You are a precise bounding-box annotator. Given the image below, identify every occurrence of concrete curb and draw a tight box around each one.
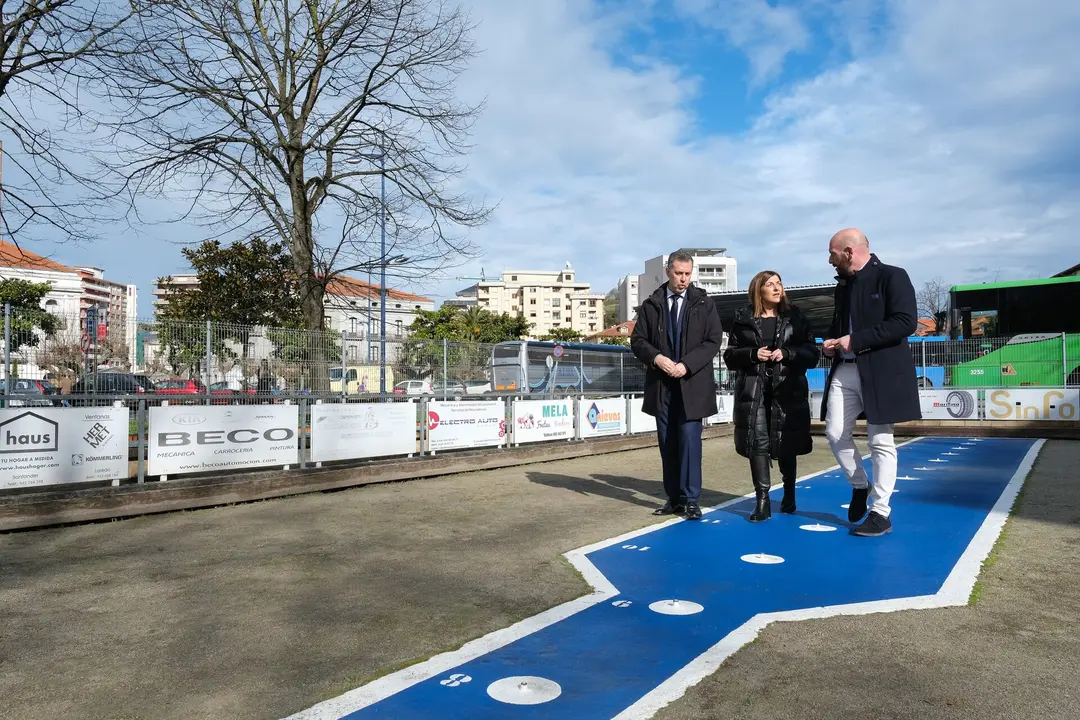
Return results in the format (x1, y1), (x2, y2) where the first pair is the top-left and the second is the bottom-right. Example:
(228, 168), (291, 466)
(0, 426), (734, 532)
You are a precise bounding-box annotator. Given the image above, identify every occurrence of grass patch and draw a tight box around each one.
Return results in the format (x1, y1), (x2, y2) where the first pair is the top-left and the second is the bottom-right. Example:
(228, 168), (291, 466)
(968, 461), (1036, 606)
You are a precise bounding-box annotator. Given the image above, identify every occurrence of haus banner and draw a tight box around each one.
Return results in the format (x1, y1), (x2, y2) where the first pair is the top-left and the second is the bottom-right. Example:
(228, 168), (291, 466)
(427, 400), (507, 451)
(628, 396), (656, 434)
(0, 406), (128, 489)
(512, 399), (574, 444)
(577, 397), (626, 439)
(983, 388), (1079, 422)
(148, 404), (299, 475)
(919, 389), (979, 420)
(310, 401), (417, 463)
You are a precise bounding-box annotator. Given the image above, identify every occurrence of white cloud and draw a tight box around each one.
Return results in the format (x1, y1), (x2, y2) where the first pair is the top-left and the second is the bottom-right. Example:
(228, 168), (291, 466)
(436, 0), (1079, 306)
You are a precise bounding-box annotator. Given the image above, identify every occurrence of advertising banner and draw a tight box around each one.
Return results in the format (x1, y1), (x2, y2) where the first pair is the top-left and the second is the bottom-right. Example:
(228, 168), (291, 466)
(706, 394), (735, 425)
(427, 400), (506, 451)
(628, 396), (656, 434)
(310, 401), (417, 463)
(984, 388), (1079, 422)
(919, 389), (978, 420)
(577, 397), (625, 439)
(149, 404), (299, 475)
(0, 406), (128, 489)
(511, 399), (574, 444)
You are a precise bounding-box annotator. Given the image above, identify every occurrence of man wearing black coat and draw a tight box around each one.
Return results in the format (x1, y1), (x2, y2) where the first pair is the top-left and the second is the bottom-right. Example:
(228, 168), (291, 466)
(631, 251), (724, 521)
(822, 229), (921, 537)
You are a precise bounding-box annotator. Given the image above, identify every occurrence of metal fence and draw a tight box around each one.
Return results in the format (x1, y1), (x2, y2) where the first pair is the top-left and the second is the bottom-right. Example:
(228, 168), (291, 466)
(1, 306), (1077, 408)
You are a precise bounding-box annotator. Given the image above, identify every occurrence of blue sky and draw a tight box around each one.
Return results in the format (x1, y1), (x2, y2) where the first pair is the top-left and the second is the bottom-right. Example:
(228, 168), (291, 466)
(6, 0), (1079, 318)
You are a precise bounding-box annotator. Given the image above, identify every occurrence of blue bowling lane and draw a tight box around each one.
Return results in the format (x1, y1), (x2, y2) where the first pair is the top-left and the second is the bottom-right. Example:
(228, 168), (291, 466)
(292, 437), (1041, 720)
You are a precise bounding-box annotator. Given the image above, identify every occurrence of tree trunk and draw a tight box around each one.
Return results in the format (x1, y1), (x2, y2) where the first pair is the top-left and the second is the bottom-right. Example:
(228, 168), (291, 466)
(288, 175), (330, 393)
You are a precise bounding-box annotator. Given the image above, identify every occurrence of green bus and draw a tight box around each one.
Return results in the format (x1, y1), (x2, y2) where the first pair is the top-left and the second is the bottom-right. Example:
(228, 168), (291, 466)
(948, 275), (1080, 387)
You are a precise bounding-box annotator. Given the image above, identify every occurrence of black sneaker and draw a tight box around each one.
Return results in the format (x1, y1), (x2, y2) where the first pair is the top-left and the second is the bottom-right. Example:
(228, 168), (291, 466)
(848, 487), (869, 522)
(684, 503), (702, 521)
(853, 511), (892, 537)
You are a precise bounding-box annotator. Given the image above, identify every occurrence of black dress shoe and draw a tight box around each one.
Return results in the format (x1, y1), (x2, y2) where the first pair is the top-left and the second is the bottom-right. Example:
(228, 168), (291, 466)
(653, 501), (681, 516)
(848, 487), (869, 522)
(684, 503), (702, 521)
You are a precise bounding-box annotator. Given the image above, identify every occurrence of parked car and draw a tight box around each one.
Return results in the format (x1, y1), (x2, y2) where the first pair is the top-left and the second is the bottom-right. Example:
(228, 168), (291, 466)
(208, 381), (257, 404)
(70, 372), (154, 408)
(431, 380), (466, 398)
(0, 378), (63, 407)
(463, 380), (492, 395)
(393, 379), (434, 396)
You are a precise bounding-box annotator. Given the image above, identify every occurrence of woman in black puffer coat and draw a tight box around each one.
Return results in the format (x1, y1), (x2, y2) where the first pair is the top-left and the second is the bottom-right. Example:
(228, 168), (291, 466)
(723, 270), (820, 522)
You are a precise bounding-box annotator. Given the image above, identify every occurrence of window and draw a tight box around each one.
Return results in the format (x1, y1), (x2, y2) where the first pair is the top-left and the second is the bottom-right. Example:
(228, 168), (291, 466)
(530, 312), (537, 318)
(396, 320), (403, 336)
(395, 303), (401, 308)
(350, 318), (359, 333)
(530, 299), (536, 305)
(511, 275), (517, 281)
(579, 312), (586, 319)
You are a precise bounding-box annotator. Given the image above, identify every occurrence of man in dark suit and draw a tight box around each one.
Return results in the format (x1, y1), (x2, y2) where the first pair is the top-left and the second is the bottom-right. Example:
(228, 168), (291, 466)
(821, 228), (921, 537)
(631, 251), (724, 521)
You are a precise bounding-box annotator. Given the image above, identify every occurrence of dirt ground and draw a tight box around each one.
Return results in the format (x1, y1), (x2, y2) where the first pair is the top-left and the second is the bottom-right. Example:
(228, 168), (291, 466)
(1, 437), (1077, 720)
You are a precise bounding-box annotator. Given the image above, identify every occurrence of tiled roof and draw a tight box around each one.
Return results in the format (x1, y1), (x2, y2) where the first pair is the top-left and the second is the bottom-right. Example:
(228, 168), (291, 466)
(327, 275), (432, 303)
(0, 239), (75, 273)
(586, 321), (636, 340)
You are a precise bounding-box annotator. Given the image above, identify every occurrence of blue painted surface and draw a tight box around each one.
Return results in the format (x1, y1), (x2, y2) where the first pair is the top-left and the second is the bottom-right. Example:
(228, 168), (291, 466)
(336, 437), (1037, 719)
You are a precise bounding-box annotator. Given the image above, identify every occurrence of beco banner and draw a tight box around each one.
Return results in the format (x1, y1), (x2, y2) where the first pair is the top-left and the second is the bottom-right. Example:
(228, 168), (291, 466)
(149, 404), (299, 475)
(512, 398), (574, 444)
(310, 401), (417, 463)
(984, 388), (1079, 422)
(426, 400), (507, 452)
(576, 397), (625, 439)
(0, 406), (129, 489)
(919, 389), (978, 420)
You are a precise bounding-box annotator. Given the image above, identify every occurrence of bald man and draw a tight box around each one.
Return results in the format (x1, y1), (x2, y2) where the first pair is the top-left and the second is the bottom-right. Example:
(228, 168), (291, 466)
(821, 229), (921, 536)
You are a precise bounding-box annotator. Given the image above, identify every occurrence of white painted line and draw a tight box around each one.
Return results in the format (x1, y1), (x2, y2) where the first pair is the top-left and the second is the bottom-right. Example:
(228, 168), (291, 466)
(281, 438), (925, 720)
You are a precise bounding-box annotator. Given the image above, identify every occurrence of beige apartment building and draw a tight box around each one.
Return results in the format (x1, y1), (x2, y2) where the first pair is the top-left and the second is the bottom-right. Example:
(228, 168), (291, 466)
(460, 263), (606, 338)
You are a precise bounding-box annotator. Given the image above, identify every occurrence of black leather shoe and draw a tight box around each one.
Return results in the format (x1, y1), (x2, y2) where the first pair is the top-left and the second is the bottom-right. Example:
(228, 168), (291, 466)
(749, 492), (771, 522)
(853, 511), (892, 537)
(848, 487), (869, 522)
(653, 501), (681, 516)
(684, 503), (702, 521)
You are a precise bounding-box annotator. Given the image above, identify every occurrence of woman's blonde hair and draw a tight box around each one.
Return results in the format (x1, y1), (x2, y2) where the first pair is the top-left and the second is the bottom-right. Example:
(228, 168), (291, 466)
(748, 270), (790, 318)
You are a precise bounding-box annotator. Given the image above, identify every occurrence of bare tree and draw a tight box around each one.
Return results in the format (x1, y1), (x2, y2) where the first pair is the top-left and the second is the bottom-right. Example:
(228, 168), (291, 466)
(0, 1), (134, 242)
(100, 0), (489, 338)
(916, 276), (950, 335)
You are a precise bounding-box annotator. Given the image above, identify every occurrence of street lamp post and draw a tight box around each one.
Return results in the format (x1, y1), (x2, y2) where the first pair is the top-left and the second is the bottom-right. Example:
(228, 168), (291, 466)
(378, 153), (387, 395)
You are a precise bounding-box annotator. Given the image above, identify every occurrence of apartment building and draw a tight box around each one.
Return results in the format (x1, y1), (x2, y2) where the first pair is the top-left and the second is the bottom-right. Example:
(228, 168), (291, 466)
(454, 263), (606, 337)
(324, 276), (435, 364)
(151, 273), (200, 318)
(0, 240), (138, 367)
(616, 273), (639, 324)
(631, 248), (738, 321)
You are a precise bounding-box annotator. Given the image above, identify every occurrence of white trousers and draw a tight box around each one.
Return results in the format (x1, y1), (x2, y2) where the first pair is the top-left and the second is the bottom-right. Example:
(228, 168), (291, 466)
(825, 362), (897, 518)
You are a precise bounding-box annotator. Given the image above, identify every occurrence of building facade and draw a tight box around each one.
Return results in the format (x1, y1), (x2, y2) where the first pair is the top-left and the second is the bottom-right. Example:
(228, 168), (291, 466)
(616, 273), (639, 324)
(637, 248), (738, 307)
(0, 240), (138, 372)
(324, 275), (435, 364)
(452, 263), (606, 338)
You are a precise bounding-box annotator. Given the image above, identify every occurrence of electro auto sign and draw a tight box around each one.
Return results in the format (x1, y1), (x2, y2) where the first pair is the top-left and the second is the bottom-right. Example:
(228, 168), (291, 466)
(148, 404), (299, 476)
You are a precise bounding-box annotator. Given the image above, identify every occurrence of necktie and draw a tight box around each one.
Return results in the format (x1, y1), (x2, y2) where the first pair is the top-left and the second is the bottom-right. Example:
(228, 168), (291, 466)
(669, 294), (683, 361)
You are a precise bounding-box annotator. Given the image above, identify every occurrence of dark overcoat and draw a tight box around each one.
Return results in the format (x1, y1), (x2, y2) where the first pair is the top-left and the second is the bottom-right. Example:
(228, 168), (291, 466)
(724, 305), (819, 459)
(821, 253), (922, 425)
(631, 283), (723, 421)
